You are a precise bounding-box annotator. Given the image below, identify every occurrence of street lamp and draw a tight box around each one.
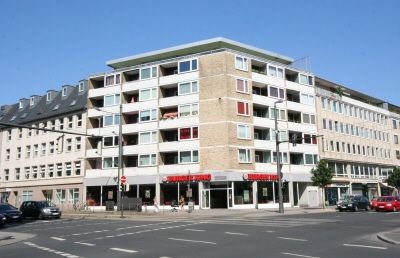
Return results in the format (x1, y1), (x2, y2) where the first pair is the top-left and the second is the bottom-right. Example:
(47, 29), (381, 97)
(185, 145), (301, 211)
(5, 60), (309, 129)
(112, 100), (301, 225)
(274, 99), (284, 214)
(94, 104), (124, 218)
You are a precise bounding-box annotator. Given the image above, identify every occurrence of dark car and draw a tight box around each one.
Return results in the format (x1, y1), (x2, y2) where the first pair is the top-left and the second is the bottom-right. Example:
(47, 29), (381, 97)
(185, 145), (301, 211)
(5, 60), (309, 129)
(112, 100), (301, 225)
(0, 203), (23, 222)
(20, 201), (61, 219)
(337, 195), (370, 212)
(0, 214), (6, 227)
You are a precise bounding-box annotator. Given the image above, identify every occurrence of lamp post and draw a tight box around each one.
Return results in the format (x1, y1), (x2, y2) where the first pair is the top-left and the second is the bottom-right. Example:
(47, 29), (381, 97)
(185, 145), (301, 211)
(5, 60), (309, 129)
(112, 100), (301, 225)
(274, 99), (284, 214)
(94, 104), (124, 218)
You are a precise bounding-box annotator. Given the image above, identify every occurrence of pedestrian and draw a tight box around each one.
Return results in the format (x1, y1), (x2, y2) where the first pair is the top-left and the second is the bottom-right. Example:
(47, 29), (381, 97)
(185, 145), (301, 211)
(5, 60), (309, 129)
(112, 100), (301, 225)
(179, 195), (185, 211)
(153, 196), (159, 213)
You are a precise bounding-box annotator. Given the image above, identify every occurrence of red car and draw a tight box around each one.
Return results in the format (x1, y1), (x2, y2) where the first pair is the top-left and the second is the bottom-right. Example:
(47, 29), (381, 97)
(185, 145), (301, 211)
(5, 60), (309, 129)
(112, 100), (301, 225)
(370, 198), (379, 210)
(375, 196), (400, 212)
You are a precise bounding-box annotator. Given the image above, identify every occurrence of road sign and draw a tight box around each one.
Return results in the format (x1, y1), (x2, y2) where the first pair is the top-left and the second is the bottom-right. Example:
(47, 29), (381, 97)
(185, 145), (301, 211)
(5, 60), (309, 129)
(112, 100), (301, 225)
(121, 175), (127, 184)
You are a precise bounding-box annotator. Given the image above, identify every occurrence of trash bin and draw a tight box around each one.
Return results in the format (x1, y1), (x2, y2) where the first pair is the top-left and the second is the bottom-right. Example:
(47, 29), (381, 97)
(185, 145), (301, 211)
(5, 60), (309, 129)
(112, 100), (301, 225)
(188, 201), (194, 213)
(105, 201), (115, 211)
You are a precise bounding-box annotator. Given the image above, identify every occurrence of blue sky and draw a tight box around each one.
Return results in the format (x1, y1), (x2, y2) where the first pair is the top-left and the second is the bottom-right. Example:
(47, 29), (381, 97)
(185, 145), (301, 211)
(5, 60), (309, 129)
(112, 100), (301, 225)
(0, 0), (399, 106)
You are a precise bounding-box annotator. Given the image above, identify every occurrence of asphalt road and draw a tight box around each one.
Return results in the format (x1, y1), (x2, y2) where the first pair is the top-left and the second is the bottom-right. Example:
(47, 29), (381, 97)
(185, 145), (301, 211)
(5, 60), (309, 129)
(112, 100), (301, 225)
(0, 210), (399, 258)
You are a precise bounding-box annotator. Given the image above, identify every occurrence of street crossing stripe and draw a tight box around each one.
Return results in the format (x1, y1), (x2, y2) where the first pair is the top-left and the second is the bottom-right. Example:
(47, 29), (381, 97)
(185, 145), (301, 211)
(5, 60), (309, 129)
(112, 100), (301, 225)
(343, 244), (387, 250)
(225, 232), (248, 235)
(110, 247), (138, 253)
(168, 238), (217, 245)
(185, 229), (206, 232)
(282, 252), (320, 258)
(74, 242), (96, 246)
(278, 237), (308, 242)
(50, 237), (66, 241)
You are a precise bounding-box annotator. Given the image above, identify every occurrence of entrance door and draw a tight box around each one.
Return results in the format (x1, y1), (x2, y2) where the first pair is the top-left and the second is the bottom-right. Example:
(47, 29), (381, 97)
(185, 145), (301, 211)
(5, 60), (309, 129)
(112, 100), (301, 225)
(210, 189), (228, 208)
(201, 190), (210, 209)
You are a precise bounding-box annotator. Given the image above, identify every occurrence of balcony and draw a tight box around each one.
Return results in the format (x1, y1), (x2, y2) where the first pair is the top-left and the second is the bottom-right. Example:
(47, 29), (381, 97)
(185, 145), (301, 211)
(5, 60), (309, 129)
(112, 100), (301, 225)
(159, 71), (199, 86)
(88, 86), (121, 99)
(159, 116), (199, 130)
(159, 140), (199, 153)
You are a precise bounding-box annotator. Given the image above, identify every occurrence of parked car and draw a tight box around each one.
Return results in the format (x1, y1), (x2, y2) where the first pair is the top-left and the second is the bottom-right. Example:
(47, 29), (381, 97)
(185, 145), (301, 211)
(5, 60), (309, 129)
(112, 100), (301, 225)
(20, 201), (61, 219)
(337, 195), (370, 212)
(0, 214), (6, 227)
(375, 196), (400, 212)
(0, 203), (23, 222)
(370, 198), (379, 210)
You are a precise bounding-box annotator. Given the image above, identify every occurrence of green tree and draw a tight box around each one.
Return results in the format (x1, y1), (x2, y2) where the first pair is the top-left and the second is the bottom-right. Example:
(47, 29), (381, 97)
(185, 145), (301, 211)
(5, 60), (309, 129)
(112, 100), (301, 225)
(387, 167), (400, 193)
(310, 159), (334, 208)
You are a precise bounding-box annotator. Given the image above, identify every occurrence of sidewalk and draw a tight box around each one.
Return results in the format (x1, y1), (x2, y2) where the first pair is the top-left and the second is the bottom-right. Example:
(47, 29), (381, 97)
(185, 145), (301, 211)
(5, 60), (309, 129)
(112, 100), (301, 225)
(377, 228), (400, 245)
(62, 207), (337, 221)
(0, 232), (35, 247)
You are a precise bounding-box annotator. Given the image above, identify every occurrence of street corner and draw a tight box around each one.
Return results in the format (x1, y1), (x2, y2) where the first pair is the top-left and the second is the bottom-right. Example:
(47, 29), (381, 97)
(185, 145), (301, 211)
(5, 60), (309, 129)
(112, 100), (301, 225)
(377, 229), (400, 245)
(0, 232), (36, 247)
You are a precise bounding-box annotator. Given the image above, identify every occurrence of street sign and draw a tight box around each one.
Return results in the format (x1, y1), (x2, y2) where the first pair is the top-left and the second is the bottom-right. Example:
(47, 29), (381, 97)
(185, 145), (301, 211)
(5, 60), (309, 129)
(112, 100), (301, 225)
(121, 175), (127, 184)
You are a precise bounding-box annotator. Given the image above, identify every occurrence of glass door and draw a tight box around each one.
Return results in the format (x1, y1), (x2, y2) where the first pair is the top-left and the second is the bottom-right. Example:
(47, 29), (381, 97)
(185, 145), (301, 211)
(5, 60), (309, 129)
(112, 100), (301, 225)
(201, 189), (210, 209)
(228, 188), (233, 208)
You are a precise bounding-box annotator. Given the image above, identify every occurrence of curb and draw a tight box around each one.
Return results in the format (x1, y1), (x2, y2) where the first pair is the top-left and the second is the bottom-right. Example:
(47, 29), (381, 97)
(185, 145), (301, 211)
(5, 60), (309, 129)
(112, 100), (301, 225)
(377, 233), (400, 245)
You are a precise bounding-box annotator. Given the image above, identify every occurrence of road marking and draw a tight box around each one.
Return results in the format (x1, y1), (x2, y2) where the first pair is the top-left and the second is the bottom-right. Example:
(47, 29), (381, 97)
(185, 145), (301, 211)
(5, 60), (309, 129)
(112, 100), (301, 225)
(343, 244), (387, 250)
(185, 229), (205, 232)
(282, 252), (319, 258)
(74, 242), (96, 246)
(278, 237), (308, 242)
(50, 237), (66, 241)
(110, 247), (137, 253)
(24, 242), (83, 258)
(266, 230), (275, 233)
(225, 232), (248, 236)
(168, 238), (217, 245)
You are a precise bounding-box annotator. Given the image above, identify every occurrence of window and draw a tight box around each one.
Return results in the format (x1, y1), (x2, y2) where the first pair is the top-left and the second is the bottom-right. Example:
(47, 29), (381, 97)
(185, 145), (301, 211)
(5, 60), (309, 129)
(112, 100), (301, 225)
(237, 101), (250, 116)
(32, 166), (38, 179)
(7, 130), (11, 141)
(269, 86), (284, 99)
(4, 169), (9, 181)
(56, 163), (63, 177)
(77, 114), (82, 127)
(66, 139), (72, 152)
(272, 152), (289, 164)
(139, 88), (157, 101)
(303, 134), (317, 144)
(237, 125), (251, 139)
(140, 66), (157, 80)
(177, 81), (198, 96)
(4, 149), (10, 161)
(24, 167), (30, 179)
(68, 188), (80, 204)
(103, 136), (119, 148)
(302, 113), (316, 124)
(103, 157), (119, 169)
(139, 154), (157, 167)
(304, 154), (318, 165)
(105, 73), (121, 86)
(179, 59), (198, 73)
(271, 130), (288, 141)
(48, 164), (54, 178)
(18, 128), (23, 139)
(33, 144), (38, 157)
(40, 165), (46, 178)
(300, 94), (314, 105)
(236, 79), (249, 93)
(238, 149), (251, 163)
(74, 161), (81, 176)
(41, 143), (46, 156)
(140, 109), (157, 122)
(19, 101), (24, 109)
(65, 162), (72, 176)
(139, 131), (157, 144)
(179, 104), (198, 117)
(179, 127), (198, 140)
(270, 108), (286, 120)
(62, 87), (67, 96)
(49, 141), (55, 154)
(26, 145), (31, 158)
(55, 189), (66, 204)
(79, 82), (85, 92)
(22, 191), (33, 202)
(103, 114), (120, 126)
(59, 118), (64, 130)
(75, 137), (81, 151)
(104, 94), (120, 106)
(394, 135), (399, 144)
(299, 74), (313, 85)
(268, 65), (284, 78)
(321, 97), (326, 109)
(15, 168), (20, 180)
(235, 56), (248, 71)
(179, 150), (199, 163)
(30, 97), (35, 106)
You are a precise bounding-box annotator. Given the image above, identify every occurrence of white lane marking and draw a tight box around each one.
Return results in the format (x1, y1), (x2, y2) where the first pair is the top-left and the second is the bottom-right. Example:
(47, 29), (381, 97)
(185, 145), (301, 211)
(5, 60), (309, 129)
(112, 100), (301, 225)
(266, 230), (275, 233)
(168, 238), (217, 245)
(225, 232), (248, 236)
(278, 237), (308, 242)
(74, 242), (96, 246)
(282, 252), (319, 258)
(24, 242), (83, 258)
(185, 229), (205, 232)
(51, 237), (66, 241)
(159, 257), (173, 258)
(110, 247), (137, 253)
(343, 244), (387, 250)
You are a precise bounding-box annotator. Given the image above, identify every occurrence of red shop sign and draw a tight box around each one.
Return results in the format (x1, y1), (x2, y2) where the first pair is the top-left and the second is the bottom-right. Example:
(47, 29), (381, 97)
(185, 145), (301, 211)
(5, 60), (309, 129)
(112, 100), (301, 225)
(163, 174), (212, 183)
(243, 173), (278, 181)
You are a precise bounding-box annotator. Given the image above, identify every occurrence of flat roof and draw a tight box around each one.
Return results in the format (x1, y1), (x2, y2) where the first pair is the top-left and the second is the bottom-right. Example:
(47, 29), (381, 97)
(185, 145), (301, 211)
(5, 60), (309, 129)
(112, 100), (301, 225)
(106, 37), (294, 69)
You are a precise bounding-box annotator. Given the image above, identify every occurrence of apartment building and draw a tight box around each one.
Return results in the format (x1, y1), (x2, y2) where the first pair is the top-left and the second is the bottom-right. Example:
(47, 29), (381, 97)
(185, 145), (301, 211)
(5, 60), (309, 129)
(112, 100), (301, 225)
(0, 81), (88, 209)
(315, 77), (400, 205)
(85, 38), (320, 209)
